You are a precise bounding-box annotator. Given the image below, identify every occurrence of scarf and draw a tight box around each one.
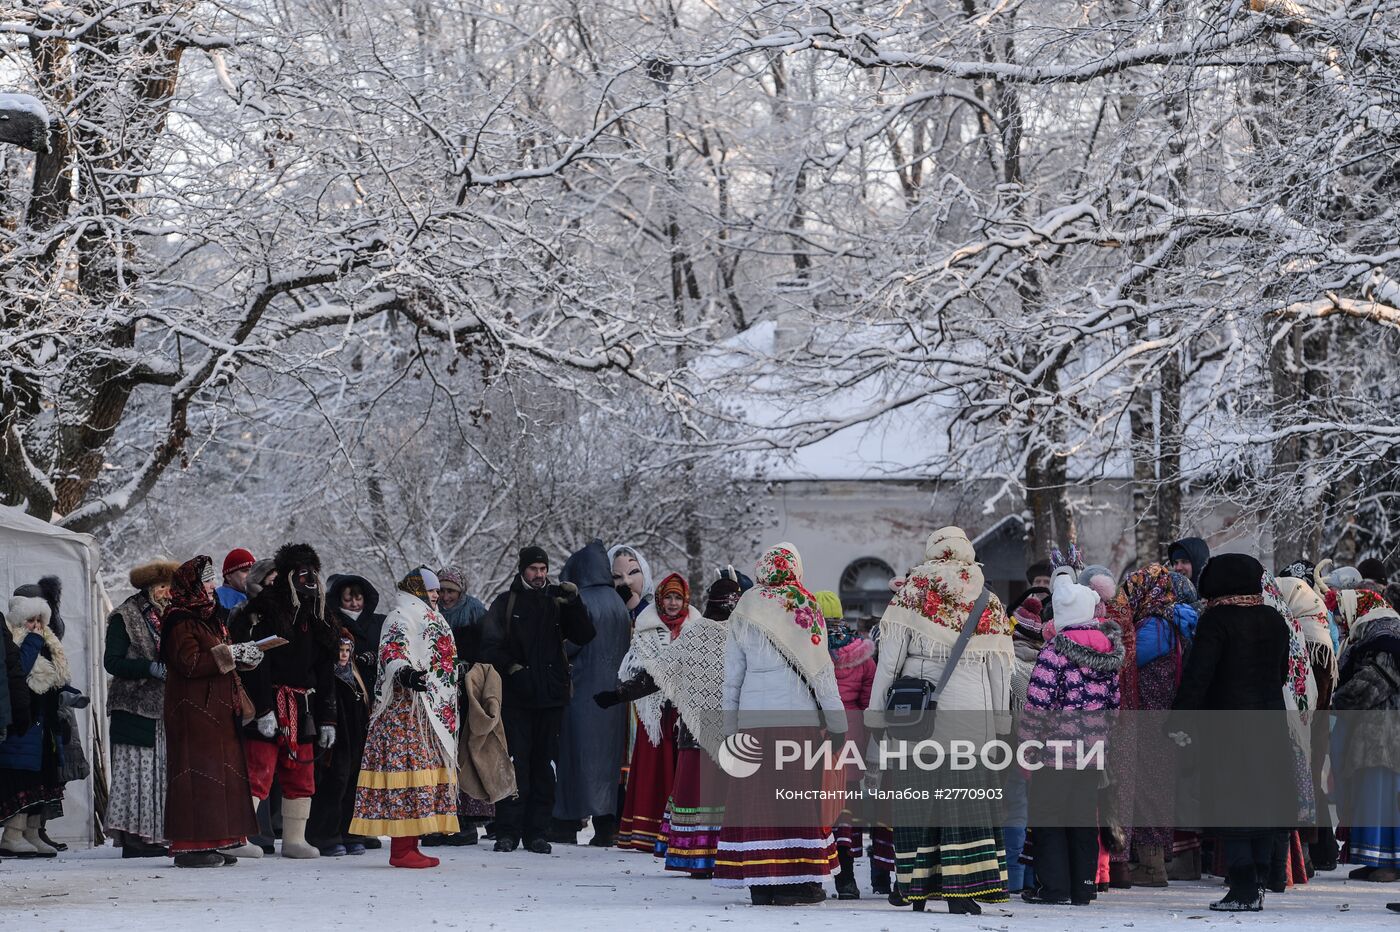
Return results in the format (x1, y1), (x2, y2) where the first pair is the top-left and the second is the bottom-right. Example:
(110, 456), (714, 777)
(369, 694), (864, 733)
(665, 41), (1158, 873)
(1263, 573), (1316, 720)
(398, 567), (432, 603)
(371, 590), (458, 770)
(655, 572), (690, 638)
(1275, 576), (1337, 685)
(618, 603), (727, 758)
(727, 542), (836, 690)
(168, 556), (217, 623)
(1336, 590), (1400, 684)
(1123, 564), (1176, 627)
(880, 527), (1014, 668)
(6, 606), (71, 694)
(1204, 594), (1263, 609)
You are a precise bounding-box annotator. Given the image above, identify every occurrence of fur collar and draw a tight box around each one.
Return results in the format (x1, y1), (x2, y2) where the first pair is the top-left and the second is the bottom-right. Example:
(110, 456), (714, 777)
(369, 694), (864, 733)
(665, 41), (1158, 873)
(1050, 622), (1124, 672)
(10, 624), (71, 694)
(832, 637), (875, 669)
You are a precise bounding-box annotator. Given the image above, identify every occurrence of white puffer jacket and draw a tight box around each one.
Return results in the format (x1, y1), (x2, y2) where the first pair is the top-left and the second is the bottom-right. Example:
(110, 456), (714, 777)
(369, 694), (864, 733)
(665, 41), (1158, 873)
(723, 620), (847, 734)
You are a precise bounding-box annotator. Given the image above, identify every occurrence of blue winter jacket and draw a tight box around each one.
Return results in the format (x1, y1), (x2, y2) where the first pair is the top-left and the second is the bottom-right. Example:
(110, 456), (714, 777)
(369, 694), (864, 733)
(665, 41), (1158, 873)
(1136, 603), (1199, 668)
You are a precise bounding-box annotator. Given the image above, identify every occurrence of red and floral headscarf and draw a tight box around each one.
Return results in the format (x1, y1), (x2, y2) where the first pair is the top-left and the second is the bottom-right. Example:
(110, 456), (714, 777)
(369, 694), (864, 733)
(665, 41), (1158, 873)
(654, 573), (690, 638)
(168, 555), (217, 623)
(1122, 564), (1176, 628)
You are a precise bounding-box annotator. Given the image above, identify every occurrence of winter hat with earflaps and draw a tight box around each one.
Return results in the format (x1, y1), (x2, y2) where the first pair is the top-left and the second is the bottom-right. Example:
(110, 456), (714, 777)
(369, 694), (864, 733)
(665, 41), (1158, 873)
(129, 560), (180, 593)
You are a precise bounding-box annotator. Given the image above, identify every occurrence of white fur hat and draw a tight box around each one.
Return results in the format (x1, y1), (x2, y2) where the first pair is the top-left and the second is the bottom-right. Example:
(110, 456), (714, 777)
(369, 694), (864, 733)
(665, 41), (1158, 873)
(6, 595), (51, 630)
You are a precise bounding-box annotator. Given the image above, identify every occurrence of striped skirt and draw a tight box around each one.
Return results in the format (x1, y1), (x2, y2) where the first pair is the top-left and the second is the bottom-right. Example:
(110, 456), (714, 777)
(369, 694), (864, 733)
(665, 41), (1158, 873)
(656, 747), (724, 874)
(892, 767), (1008, 903)
(713, 735), (835, 888)
(618, 706), (678, 853)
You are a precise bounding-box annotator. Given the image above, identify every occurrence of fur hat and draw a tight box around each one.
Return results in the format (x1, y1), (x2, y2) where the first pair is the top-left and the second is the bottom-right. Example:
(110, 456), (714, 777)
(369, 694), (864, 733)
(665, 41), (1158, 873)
(13, 576), (63, 641)
(130, 560), (181, 591)
(274, 543), (321, 576)
(7, 594), (51, 631)
(1198, 553), (1265, 600)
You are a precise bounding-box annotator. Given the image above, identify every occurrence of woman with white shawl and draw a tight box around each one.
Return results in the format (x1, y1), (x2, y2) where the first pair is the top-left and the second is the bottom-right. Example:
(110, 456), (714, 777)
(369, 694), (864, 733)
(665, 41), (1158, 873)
(866, 526), (1014, 914)
(350, 567), (458, 869)
(713, 543), (847, 906)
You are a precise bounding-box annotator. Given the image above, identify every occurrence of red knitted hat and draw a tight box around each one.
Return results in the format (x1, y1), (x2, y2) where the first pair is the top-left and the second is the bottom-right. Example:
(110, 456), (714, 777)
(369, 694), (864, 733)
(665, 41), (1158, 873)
(222, 548), (256, 576)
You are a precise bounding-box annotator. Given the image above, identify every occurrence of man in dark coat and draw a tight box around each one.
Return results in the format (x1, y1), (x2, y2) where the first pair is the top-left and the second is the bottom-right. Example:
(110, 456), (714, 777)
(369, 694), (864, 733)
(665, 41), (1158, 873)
(551, 540), (631, 846)
(480, 545), (596, 854)
(0, 609), (31, 738)
(1170, 553), (1292, 912)
(230, 543), (339, 859)
(1168, 537), (1211, 588)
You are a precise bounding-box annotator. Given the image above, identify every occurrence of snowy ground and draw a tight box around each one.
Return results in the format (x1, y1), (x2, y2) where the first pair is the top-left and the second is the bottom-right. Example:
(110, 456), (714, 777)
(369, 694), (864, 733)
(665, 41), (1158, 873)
(5, 837), (1398, 931)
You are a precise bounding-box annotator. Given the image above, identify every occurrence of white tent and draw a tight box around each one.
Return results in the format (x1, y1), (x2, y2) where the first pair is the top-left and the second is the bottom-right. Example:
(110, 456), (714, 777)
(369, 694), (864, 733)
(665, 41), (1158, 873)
(0, 505), (107, 846)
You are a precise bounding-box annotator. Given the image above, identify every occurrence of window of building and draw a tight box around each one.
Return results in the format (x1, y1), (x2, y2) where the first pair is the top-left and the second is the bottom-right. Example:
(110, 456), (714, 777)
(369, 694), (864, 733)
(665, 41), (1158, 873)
(839, 557), (896, 622)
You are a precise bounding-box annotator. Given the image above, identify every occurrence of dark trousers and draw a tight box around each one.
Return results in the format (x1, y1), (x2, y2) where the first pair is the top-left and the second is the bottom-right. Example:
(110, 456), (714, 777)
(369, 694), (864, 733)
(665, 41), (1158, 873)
(307, 742), (357, 847)
(1223, 832), (1273, 898)
(1029, 768), (1101, 903)
(496, 705), (563, 842)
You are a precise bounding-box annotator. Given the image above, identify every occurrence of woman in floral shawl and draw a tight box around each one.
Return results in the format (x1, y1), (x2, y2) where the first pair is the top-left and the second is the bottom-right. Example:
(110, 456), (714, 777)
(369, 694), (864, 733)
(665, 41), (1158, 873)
(866, 526), (1014, 914)
(350, 567), (459, 869)
(713, 543), (847, 906)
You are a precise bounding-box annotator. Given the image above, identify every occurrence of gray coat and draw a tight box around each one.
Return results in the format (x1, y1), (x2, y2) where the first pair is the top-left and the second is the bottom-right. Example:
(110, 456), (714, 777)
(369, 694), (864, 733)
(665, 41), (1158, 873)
(553, 540), (632, 820)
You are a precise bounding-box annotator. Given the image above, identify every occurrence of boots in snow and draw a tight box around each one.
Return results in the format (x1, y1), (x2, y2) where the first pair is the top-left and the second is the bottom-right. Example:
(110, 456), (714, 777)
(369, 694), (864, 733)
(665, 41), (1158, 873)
(547, 818), (579, 845)
(1267, 834), (1289, 893)
(870, 867), (892, 895)
(948, 899), (982, 915)
(749, 886), (775, 906)
(1126, 845), (1168, 887)
(1210, 868), (1264, 912)
(174, 851), (227, 868)
(525, 837), (552, 855)
(494, 834), (520, 852)
(0, 814), (39, 857)
(589, 815), (619, 848)
(389, 836), (439, 869)
(773, 882), (826, 906)
(279, 797), (320, 858)
(834, 848), (860, 900)
(1109, 861), (1133, 888)
(219, 797), (265, 859)
(22, 814), (57, 857)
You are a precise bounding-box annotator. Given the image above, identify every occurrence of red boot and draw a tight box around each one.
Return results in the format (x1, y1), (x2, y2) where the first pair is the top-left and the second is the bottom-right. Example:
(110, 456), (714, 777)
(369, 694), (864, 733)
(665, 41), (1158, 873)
(389, 836), (439, 869)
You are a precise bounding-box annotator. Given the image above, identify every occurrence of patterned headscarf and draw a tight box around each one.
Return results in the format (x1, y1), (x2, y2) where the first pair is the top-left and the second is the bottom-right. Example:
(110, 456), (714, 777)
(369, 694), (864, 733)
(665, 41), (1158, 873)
(437, 566), (467, 593)
(654, 572), (690, 637)
(168, 555), (217, 623)
(397, 567), (432, 604)
(727, 543), (835, 690)
(1122, 564), (1176, 628)
(827, 621), (858, 653)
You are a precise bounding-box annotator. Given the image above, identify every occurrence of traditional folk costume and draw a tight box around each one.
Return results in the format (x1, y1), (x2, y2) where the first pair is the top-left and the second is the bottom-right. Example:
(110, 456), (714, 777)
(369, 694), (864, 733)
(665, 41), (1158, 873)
(350, 569), (459, 869)
(867, 527), (1014, 909)
(713, 544), (848, 904)
(103, 560), (180, 855)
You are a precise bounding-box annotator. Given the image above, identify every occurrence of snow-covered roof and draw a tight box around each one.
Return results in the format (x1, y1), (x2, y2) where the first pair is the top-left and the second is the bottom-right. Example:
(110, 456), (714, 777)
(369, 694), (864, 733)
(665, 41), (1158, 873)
(697, 319), (957, 482)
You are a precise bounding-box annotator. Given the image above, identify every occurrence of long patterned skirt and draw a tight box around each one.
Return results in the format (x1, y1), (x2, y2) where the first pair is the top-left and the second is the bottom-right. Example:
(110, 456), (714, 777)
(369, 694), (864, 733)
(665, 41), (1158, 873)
(713, 731), (836, 889)
(618, 706), (678, 853)
(350, 694), (458, 837)
(656, 747), (724, 874)
(1129, 658), (1179, 853)
(106, 724), (168, 846)
(892, 767), (1008, 903)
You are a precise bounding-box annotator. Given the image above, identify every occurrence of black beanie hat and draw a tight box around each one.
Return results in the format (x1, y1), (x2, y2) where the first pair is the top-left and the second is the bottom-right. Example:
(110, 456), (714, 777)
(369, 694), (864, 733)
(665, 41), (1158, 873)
(1197, 553), (1265, 600)
(1359, 558), (1389, 585)
(518, 545), (549, 573)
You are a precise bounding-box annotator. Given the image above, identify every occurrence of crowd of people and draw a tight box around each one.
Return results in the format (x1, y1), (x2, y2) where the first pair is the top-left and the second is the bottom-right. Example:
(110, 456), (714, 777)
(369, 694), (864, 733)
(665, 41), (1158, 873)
(1, 528), (1399, 917)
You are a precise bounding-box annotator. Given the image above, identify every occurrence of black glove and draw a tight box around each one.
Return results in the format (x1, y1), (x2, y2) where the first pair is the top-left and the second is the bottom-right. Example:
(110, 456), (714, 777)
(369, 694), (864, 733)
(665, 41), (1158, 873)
(396, 667), (429, 692)
(615, 583), (633, 602)
(550, 581), (580, 604)
(593, 690), (622, 709)
(356, 650), (375, 669)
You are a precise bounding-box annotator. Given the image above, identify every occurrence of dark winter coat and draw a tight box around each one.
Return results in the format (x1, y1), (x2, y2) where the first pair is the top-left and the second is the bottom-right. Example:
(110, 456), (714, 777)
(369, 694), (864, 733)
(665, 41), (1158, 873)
(104, 592), (165, 748)
(1169, 602), (1292, 830)
(0, 630), (67, 773)
(480, 574), (596, 710)
(0, 612), (29, 736)
(229, 579), (338, 733)
(553, 540), (633, 820)
(161, 606), (259, 845)
(327, 574), (387, 693)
